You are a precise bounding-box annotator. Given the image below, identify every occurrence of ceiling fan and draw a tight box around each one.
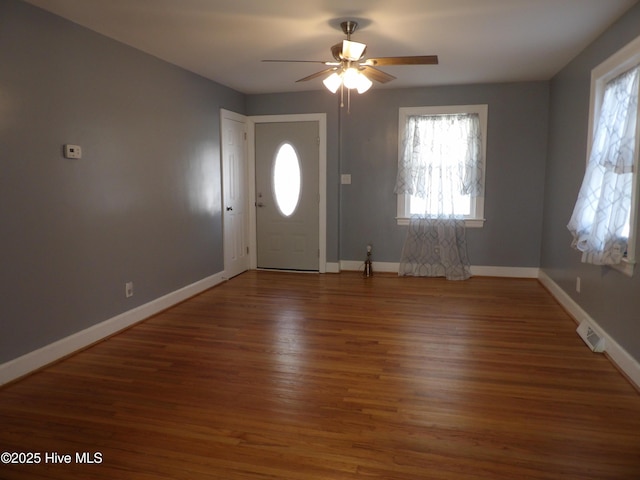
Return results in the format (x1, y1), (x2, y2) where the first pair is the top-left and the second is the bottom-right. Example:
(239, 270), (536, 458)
(263, 20), (438, 108)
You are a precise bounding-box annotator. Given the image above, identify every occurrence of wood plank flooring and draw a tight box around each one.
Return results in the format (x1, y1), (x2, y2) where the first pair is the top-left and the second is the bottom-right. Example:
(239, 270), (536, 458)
(1, 271), (639, 479)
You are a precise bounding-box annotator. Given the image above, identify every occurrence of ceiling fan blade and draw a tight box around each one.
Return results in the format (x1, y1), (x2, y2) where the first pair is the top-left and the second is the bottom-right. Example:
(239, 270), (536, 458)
(262, 59), (337, 65)
(365, 55), (439, 66)
(361, 66), (396, 84)
(296, 67), (337, 83)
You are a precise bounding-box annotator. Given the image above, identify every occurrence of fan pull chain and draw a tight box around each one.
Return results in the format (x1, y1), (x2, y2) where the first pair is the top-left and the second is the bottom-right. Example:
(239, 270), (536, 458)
(339, 82), (352, 113)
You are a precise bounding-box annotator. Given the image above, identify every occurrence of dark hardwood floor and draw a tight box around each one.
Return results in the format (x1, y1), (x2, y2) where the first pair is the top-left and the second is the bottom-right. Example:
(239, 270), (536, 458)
(1, 271), (639, 479)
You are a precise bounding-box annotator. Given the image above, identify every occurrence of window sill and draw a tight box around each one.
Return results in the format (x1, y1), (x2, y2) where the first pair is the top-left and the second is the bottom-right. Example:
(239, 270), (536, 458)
(610, 257), (635, 277)
(396, 217), (485, 228)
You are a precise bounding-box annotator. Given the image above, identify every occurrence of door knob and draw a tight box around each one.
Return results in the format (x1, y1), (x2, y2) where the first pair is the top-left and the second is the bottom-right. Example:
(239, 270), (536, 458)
(256, 202), (265, 207)
(226, 206), (233, 211)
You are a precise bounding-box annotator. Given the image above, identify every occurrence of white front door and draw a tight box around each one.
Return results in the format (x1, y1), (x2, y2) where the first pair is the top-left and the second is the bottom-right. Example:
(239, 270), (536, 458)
(221, 109), (249, 279)
(255, 121), (319, 271)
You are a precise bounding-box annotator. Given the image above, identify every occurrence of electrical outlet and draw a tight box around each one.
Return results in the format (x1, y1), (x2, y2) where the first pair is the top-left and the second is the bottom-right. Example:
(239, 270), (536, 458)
(125, 281), (134, 298)
(576, 276), (581, 293)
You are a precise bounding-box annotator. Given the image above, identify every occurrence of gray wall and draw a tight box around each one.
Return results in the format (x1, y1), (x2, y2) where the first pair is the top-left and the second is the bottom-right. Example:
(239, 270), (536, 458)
(0, 0), (244, 363)
(541, 3), (640, 361)
(248, 84), (549, 267)
(338, 83), (549, 264)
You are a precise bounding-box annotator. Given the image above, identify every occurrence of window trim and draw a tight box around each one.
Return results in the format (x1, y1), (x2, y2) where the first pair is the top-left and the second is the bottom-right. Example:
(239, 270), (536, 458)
(586, 36), (640, 276)
(396, 104), (488, 227)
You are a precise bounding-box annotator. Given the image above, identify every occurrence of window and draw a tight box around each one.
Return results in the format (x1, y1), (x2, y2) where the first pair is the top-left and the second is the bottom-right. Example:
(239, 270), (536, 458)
(567, 35), (640, 276)
(272, 143), (301, 217)
(395, 105), (488, 227)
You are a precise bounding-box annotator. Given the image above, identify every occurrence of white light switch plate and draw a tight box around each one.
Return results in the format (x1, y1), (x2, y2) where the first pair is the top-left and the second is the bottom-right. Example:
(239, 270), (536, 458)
(341, 174), (352, 185)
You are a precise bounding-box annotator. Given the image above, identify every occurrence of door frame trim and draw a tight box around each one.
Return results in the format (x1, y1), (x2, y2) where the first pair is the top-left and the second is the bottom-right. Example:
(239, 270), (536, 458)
(248, 113), (327, 273)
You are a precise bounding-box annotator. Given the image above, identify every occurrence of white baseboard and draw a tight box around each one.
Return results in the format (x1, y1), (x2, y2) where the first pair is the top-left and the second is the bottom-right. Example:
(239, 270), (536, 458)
(538, 270), (640, 390)
(340, 260), (399, 273)
(325, 262), (341, 273)
(339, 261), (539, 278)
(0, 272), (226, 386)
(470, 265), (539, 278)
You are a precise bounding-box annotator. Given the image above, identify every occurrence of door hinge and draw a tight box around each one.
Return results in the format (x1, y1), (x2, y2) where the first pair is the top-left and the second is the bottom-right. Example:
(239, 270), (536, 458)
(317, 136), (320, 145)
(244, 132), (247, 140)
(246, 246), (249, 254)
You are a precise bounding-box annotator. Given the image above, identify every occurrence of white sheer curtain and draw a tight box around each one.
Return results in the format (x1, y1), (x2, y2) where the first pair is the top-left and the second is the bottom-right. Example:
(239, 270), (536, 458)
(567, 65), (639, 265)
(395, 113), (483, 280)
(395, 113), (484, 213)
(398, 217), (471, 280)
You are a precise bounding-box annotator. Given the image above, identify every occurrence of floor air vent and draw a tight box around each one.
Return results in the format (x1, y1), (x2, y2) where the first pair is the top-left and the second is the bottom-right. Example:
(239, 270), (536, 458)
(577, 321), (605, 353)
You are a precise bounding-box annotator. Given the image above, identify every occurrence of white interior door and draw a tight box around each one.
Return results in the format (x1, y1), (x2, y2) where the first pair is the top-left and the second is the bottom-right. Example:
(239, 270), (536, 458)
(221, 109), (249, 279)
(255, 121), (319, 271)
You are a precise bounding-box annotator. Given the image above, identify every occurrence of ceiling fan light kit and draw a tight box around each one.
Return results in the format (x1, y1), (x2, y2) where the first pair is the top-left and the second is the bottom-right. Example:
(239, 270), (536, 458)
(322, 72), (343, 93)
(341, 40), (367, 62)
(263, 20), (439, 111)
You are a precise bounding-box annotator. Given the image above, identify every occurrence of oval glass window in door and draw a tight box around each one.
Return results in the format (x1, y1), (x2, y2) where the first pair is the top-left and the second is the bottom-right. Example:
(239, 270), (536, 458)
(272, 143), (301, 217)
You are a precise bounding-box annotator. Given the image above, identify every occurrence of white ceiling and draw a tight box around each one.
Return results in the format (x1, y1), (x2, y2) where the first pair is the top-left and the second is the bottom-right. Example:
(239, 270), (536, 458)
(23, 0), (639, 94)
